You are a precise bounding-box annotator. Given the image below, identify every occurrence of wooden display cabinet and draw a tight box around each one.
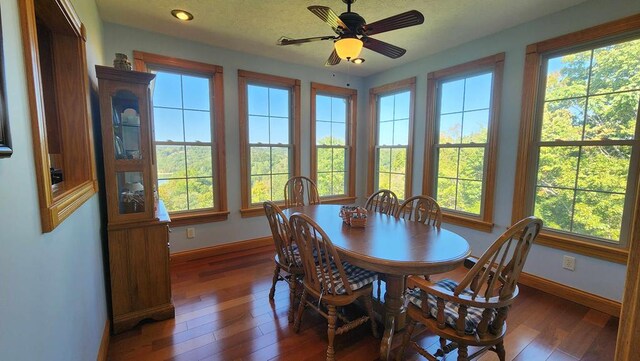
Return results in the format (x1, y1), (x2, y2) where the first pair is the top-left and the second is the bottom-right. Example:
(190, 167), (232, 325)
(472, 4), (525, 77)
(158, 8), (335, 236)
(96, 65), (174, 334)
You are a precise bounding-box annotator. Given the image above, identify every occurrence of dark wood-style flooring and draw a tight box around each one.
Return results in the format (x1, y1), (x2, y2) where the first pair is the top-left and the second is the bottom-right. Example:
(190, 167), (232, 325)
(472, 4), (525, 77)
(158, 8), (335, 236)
(107, 245), (618, 360)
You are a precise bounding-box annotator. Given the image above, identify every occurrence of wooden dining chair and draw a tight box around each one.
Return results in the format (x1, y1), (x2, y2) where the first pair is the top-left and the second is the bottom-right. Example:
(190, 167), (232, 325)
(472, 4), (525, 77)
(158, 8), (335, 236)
(365, 189), (399, 215)
(284, 176), (321, 207)
(290, 213), (379, 361)
(396, 195), (442, 228)
(396, 216), (543, 361)
(263, 201), (305, 323)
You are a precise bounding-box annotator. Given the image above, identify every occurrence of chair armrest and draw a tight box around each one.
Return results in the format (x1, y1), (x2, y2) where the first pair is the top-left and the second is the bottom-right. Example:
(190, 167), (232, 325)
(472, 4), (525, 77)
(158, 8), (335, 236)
(407, 275), (518, 309)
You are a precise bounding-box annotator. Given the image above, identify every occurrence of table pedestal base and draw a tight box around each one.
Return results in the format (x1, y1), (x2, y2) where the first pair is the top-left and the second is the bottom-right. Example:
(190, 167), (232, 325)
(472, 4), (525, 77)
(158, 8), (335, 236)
(379, 274), (406, 361)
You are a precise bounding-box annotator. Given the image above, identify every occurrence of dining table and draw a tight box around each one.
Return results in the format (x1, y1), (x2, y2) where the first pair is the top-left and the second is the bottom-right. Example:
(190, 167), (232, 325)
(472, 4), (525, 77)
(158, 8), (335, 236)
(282, 204), (471, 361)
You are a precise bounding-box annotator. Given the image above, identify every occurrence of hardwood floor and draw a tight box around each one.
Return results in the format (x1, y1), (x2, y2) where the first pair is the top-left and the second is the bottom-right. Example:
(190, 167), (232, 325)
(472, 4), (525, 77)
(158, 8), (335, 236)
(107, 245), (618, 361)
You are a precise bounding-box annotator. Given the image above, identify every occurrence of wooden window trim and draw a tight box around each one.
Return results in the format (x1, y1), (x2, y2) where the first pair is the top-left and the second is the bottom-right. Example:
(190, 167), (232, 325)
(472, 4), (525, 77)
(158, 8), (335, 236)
(512, 14), (640, 263)
(423, 53), (505, 232)
(367, 77), (416, 199)
(133, 51), (228, 224)
(310, 82), (357, 202)
(19, 0), (98, 232)
(238, 70), (301, 217)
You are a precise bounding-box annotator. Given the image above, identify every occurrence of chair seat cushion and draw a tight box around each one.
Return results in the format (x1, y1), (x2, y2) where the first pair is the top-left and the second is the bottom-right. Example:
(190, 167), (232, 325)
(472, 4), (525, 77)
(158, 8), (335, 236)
(316, 261), (377, 295)
(406, 279), (495, 334)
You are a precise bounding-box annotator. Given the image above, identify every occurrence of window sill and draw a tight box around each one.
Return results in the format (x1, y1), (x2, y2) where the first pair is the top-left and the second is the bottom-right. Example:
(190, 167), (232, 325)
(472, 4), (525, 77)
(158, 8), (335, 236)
(240, 207), (268, 218)
(320, 196), (358, 205)
(168, 210), (229, 227)
(442, 212), (494, 232)
(535, 230), (628, 264)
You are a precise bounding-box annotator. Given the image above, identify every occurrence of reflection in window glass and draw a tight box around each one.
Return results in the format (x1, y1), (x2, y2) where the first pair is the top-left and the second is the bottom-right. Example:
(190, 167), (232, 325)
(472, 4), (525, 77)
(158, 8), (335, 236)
(315, 94), (348, 197)
(152, 70), (215, 212)
(435, 71), (493, 215)
(534, 37), (640, 243)
(247, 84), (292, 204)
(375, 91), (411, 199)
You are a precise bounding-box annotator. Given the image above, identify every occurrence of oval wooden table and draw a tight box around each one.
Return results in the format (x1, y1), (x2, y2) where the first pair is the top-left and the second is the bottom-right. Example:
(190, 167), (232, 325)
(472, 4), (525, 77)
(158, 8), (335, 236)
(282, 204), (471, 361)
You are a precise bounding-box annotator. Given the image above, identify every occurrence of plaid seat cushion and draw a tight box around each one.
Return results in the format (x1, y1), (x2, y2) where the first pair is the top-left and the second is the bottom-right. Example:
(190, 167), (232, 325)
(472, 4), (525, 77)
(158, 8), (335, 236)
(316, 261), (377, 295)
(406, 279), (495, 334)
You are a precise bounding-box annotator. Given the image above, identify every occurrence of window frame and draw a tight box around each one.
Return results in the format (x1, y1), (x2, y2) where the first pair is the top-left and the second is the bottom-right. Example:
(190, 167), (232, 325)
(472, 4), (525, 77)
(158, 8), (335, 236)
(133, 51), (228, 226)
(513, 14), (640, 263)
(310, 82), (357, 203)
(238, 70), (301, 217)
(19, 0), (98, 232)
(367, 77), (416, 200)
(423, 53), (505, 232)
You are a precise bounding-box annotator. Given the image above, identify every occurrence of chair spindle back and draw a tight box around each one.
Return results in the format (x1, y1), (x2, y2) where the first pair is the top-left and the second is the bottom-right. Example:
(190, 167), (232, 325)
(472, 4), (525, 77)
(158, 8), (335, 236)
(263, 201), (300, 268)
(364, 189), (399, 215)
(284, 176), (321, 208)
(396, 195), (442, 228)
(290, 213), (352, 296)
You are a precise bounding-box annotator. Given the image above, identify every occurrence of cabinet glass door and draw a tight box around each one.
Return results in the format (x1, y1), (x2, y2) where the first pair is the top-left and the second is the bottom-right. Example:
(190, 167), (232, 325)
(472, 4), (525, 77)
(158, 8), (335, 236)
(112, 90), (142, 160)
(117, 171), (145, 214)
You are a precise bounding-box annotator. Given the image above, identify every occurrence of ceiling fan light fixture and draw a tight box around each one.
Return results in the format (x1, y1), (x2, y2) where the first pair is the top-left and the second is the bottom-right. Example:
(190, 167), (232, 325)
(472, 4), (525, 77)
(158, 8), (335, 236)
(351, 57), (365, 64)
(334, 38), (363, 60)
(171, 9), (194, 21)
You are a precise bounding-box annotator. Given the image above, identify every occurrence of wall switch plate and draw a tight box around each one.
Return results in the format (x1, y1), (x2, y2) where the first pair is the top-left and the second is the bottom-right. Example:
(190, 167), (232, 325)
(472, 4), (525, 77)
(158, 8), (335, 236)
(562, 255), (576, 271)
(186, 227), (195, 239)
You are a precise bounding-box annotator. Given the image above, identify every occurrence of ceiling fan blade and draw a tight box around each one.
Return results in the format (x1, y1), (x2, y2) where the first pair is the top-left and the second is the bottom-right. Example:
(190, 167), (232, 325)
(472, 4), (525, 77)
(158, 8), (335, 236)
(308, 6), (348, 33)
(362, 37), (406, 59)
(362, 10), (424, 36)
(325, 49), (341, 66)
(278, 35), (336, 45)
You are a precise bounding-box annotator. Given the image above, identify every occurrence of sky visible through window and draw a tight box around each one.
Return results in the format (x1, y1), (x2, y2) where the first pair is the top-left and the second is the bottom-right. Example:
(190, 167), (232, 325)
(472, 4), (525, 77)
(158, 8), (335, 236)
(152, 70), (215, 212)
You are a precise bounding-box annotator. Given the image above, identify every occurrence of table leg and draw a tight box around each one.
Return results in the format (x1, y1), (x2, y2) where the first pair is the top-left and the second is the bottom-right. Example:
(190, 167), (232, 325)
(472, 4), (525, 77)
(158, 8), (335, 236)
(380, 274), (406, 361)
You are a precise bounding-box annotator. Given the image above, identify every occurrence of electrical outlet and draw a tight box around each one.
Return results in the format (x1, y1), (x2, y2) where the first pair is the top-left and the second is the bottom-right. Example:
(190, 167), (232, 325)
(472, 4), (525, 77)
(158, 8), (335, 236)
(562, 255), (576, 271)
(186, 227), (195, 239)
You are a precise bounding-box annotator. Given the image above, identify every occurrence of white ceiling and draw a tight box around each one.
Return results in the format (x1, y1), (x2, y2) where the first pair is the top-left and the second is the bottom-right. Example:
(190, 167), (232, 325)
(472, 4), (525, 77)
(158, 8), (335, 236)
(96, 0), (588, 77)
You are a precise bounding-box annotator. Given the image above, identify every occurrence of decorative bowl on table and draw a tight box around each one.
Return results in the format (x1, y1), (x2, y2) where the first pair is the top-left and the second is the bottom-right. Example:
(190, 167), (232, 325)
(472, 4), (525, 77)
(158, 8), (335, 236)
(339, 206), (368, 227)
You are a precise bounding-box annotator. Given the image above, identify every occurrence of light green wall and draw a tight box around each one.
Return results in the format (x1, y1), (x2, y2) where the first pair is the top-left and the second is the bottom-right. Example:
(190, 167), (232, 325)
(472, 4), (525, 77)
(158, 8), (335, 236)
(0, 0), (107, 360)
(365, 0), (640, 301)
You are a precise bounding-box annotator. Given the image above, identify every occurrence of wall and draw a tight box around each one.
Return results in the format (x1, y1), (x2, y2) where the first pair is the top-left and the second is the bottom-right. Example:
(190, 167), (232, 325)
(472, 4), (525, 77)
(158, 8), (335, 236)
(364, 0), (640, 301)
(0, 0), (108, 360)
(102, 23), (367, 253)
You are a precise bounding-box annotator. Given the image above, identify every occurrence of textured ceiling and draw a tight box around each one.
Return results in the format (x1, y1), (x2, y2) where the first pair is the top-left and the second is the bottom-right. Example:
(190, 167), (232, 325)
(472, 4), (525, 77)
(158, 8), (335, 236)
(96, 0), (588, 77)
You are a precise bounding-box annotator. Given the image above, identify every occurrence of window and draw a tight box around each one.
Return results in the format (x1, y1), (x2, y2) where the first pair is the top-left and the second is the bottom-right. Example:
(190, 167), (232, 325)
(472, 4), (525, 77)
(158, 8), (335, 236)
(368, 78), (415, 200)
(19, 0), (98, 232)
(238, 70), (300, 217)
(513, 15), (640, 263)
(423, 54), (504, 231)
(311, 83), (357, 202)
(133, 51), (228, 226)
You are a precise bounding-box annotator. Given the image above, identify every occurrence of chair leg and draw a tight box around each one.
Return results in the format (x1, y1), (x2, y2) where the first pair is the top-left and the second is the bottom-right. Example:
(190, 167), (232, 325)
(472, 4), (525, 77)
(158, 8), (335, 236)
(269, 263), (280, 300)
(293, 289), (307, 333)
(396, 318), (416, 361)
(363, 295), (379, 338)
(327, 305), (337, 361)
(457, 344), (469, 361)
(288, 276), (297, 323)
(495, 342), (506, 361)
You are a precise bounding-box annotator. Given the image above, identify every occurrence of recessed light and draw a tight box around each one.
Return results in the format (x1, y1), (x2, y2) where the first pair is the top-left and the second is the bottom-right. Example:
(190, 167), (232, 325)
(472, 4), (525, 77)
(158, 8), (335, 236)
(171, 9), (194, 21)
(351, 58), (365, 64)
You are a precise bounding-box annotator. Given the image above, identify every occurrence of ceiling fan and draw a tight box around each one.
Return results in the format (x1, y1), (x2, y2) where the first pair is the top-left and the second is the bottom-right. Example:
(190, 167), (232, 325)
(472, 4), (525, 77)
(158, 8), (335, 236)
(277, 0), (424, 66)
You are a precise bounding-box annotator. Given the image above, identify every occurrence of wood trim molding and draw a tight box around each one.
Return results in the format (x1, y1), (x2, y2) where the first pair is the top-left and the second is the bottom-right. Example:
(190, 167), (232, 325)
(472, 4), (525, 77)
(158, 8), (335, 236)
(237, 70), (301, 210)
(19, 0), (97, 232)
(367, 77), (416, 199)
(422, 53), (505, 231)
(616, 193), (640, 360)
(96, 320), (110, 361)
(518, 272), (621, 317)
(170, 236), (274, 264)
(133, 51), (222, 75)
(168, 210), (230, 227)
(310, 82), (358, 200)
(512, 15), (640, 261)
